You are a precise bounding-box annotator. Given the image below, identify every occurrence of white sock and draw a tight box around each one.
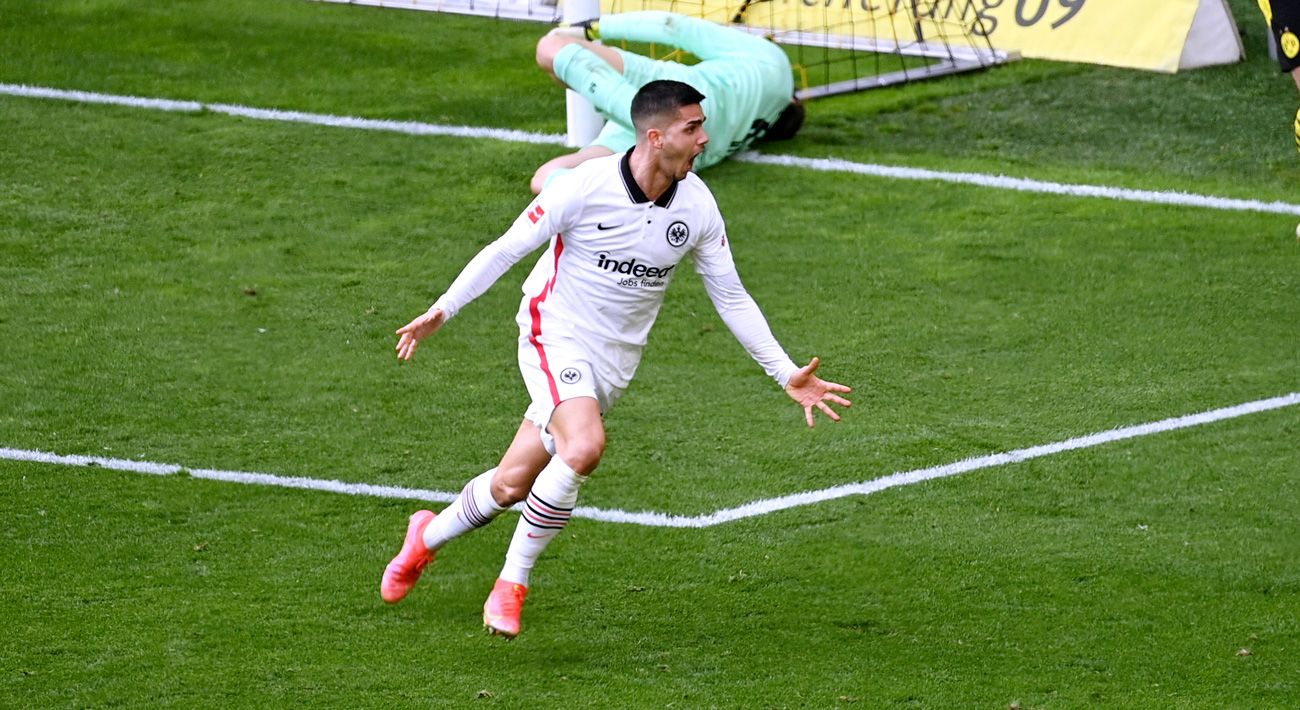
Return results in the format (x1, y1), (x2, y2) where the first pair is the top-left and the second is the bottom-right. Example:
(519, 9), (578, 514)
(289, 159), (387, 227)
(422, 468), (506, 550)
(499, 457), (585, 587)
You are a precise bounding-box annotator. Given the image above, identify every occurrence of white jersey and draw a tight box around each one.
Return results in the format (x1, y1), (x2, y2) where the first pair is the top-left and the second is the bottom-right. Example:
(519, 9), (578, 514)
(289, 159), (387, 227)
(431, 151), (798, 389)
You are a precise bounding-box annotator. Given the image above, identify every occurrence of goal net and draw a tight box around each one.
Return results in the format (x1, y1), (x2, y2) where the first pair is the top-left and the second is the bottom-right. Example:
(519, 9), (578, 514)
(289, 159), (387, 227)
(322, 0), (1015, 99)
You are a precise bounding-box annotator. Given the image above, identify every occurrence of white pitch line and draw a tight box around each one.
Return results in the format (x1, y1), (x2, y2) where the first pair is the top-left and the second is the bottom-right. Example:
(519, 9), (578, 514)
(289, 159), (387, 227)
(4, 392), (1297, 527)
(0, 447), (460, 504)
(3, 82), (1299, 216)
(735, 153), (1300, 217)
(0, 83), (567, 145)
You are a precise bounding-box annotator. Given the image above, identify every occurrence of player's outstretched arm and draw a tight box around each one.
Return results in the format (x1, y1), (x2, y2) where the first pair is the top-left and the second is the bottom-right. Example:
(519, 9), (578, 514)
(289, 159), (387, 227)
(784, 356), (852, 427)
(599, 11), (759, 61)
(395, 308), (447, 361)
(395, 189), (570, 362)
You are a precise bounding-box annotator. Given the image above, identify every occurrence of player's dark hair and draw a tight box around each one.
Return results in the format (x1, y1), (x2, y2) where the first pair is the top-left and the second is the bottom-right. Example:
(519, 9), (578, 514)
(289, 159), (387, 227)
(758, 98), (805, 143)
(630, 80), (706, 133)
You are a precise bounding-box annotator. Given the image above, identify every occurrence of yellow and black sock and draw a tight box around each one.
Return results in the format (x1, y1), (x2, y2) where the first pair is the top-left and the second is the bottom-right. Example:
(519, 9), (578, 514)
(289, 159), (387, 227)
(1294, 106), (1299, 156)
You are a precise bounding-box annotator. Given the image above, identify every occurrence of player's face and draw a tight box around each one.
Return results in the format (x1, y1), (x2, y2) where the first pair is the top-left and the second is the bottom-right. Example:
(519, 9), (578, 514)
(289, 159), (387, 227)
(658, 104), (708, 180)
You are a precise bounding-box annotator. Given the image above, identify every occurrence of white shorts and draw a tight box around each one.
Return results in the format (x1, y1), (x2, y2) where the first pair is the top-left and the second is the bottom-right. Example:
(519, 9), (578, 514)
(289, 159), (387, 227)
(517, 330), (635, 453)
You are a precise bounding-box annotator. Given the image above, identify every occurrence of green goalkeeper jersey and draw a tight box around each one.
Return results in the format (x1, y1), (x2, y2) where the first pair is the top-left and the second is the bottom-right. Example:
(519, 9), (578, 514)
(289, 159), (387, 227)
(563, 11), (795, 170)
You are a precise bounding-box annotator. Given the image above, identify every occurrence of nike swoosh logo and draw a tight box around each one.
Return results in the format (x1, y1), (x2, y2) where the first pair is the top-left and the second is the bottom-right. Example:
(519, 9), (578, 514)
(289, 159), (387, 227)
(597, 222), (620, 230)
(527, 532), (550, 538)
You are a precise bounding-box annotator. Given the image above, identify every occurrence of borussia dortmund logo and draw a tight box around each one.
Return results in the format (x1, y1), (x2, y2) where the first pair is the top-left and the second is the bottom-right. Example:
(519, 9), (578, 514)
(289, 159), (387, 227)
(1284, 31), (1299, 60)
(666, 221), (689, 247)
(559, 367), (581, 384)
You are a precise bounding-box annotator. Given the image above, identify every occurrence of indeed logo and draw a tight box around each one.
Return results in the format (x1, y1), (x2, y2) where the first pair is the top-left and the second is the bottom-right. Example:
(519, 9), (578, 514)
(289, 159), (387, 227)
(595, 253), (677, 279)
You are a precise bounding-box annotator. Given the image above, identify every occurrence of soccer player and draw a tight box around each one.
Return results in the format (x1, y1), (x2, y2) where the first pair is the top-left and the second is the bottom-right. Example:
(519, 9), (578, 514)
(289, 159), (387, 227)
(529, 10), (805, 194)
(381, 80), (850, 638)
(1258, 0), (1300, 154)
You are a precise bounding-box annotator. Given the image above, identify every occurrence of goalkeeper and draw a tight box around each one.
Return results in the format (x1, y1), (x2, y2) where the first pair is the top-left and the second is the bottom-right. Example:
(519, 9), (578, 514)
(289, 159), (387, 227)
(531, 10), (805, 193)
(1258, 0), (1300, 154)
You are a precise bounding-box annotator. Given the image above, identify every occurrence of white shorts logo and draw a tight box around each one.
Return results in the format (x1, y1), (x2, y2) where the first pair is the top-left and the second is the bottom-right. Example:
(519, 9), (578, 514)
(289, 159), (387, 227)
(666, 221), (689, 247)
(559, 367), (582, 384)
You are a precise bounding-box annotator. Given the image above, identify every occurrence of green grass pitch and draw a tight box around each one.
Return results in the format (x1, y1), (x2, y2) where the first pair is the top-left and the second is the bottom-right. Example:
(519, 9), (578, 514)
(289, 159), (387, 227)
(2, 0), (1298, 706)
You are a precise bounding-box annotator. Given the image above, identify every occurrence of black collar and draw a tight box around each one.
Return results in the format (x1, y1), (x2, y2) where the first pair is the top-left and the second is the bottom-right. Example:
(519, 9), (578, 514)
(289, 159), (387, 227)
(619, 149), (678, 208)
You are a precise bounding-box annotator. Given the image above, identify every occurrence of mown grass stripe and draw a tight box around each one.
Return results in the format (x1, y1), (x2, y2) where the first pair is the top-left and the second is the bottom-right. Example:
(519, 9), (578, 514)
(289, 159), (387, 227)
(3, 82), (1297, 216)
(0, 82), (567, 145)
(5, 392), (1296, 527)
(735, 153), (1300, 217)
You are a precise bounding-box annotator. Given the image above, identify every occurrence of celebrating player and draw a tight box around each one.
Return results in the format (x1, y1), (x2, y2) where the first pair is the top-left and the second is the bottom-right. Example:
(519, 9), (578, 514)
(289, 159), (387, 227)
(381, 80), (850, 638)
(1258, 0), (1300, 154)
(529, 10), (805, 193)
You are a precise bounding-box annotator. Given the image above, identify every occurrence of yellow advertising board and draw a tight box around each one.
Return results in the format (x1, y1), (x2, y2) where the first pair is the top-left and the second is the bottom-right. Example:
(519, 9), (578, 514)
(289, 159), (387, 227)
(602, 0), (1241, 73)
(939, 0), (1198, 71)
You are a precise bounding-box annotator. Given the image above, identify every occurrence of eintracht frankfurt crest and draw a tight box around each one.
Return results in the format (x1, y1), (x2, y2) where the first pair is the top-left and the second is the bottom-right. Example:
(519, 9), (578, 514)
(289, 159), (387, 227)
(666, 221), (689, 247)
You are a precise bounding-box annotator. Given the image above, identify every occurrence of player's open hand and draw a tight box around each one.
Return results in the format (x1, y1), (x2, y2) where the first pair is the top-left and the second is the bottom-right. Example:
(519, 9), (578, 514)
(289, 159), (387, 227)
(395, 308), (447, 361)
(784, 356), (852, 427)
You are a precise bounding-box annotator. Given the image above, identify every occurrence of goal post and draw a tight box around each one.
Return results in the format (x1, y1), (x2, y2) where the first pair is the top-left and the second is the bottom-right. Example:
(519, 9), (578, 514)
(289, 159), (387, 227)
(562, 0), (605, 145)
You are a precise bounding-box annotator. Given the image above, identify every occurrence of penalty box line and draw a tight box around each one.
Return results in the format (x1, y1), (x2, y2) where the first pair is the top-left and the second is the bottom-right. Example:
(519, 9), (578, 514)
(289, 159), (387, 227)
(4, 392), (1298, 528)
(2, 82), (1299, 217)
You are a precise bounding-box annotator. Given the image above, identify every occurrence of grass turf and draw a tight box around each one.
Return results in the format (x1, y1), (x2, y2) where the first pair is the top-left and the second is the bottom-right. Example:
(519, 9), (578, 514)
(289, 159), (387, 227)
(2, 0), (1298, 706)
